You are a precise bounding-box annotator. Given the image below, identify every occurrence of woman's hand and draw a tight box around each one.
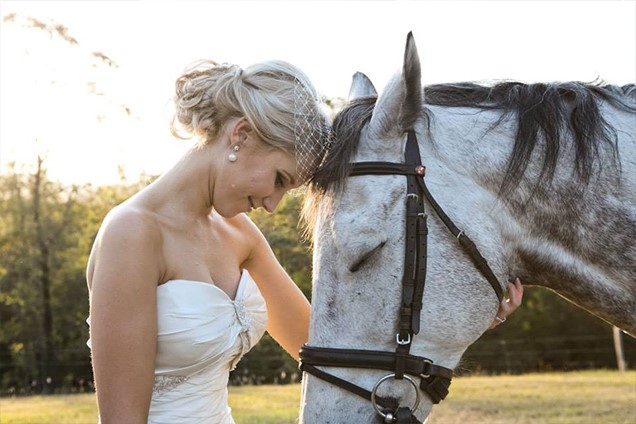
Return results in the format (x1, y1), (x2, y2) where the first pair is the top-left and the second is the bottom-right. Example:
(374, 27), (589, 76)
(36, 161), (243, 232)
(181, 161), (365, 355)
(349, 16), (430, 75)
(489, 278), (523, 329)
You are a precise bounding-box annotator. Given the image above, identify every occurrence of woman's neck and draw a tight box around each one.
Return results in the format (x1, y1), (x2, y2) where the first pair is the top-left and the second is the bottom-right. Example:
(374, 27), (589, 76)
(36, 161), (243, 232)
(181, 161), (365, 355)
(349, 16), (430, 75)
(138, 143), (220, 221)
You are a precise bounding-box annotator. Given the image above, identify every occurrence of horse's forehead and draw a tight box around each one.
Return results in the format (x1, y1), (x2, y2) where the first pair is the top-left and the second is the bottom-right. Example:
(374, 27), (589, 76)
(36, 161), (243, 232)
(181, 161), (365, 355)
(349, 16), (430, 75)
(326, 175), (406, 275)
(331, 127), (407, 242)
(354, 126), (405, 162)
(336, 175), (404, 218)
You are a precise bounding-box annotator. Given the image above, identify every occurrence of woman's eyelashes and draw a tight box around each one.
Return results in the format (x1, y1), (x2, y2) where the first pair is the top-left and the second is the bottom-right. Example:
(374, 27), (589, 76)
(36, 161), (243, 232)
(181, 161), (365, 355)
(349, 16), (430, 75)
(275, 172), (286, 188)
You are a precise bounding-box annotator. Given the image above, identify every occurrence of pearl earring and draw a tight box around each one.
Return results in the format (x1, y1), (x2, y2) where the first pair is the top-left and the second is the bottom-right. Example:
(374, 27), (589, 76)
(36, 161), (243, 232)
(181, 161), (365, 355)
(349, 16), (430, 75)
(228, 145), (240, 162)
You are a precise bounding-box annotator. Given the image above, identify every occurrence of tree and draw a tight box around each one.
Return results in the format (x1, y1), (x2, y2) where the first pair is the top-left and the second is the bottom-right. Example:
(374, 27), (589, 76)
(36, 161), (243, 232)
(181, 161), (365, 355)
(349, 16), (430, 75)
(0, 159), (81, 392)
(0, 160), (144, 394)
(0, 12), (136, 393)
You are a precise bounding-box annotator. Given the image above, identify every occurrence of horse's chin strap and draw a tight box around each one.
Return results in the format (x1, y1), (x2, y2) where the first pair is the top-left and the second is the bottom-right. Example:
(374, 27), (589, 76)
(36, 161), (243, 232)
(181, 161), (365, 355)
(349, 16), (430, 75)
(300, 130), (504, 423)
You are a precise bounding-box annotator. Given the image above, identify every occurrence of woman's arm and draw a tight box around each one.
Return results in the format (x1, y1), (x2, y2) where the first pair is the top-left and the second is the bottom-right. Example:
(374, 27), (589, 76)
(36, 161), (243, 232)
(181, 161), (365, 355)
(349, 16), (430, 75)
(240, 219), (310, 360)
(87, 209), (163, 423)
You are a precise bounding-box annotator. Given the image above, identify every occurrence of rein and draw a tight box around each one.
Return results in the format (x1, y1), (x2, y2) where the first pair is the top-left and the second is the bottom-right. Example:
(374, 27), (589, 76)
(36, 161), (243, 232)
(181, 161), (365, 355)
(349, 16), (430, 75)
(299, 130), (505, 423)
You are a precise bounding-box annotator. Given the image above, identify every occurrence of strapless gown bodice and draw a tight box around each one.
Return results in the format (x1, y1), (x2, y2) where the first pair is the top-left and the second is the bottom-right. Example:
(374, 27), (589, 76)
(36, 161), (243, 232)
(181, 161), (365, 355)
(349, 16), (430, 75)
(87, 270), (268, 423)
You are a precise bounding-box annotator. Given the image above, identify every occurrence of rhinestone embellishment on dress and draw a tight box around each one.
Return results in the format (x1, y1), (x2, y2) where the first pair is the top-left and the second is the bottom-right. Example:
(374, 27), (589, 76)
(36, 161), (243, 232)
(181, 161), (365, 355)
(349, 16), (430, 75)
(233, 299), (252, 333)
(153, 375), (189, 394)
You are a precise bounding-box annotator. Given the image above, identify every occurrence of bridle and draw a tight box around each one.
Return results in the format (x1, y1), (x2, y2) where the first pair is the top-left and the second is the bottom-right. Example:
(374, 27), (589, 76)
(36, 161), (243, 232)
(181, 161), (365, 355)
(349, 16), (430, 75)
(299, 130), (505, 423)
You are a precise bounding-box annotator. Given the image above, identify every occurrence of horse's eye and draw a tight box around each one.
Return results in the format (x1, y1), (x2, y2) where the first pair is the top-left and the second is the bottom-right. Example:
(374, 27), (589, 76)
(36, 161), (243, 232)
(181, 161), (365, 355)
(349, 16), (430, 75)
(349, 241), (386, 272)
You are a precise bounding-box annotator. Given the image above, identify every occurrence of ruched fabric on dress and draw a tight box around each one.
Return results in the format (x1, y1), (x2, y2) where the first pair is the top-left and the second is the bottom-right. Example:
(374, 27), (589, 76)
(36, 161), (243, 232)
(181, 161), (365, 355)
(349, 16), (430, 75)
(87, 270), (268, 424)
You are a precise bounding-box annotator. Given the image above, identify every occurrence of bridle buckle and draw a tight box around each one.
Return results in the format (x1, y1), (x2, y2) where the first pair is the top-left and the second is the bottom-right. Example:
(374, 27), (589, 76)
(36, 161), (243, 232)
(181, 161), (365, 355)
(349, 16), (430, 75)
(396, 333), (411, 345)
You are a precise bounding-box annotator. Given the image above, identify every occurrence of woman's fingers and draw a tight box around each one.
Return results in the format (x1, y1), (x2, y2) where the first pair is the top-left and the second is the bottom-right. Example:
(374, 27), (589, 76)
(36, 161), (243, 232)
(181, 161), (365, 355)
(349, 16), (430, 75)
(489, 278), (524, 329)
(507, 278), (524, 309)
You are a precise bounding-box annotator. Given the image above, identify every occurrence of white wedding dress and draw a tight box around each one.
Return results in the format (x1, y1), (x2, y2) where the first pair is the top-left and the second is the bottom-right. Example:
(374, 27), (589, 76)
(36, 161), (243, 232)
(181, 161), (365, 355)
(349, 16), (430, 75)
(87, 270), (268, 423)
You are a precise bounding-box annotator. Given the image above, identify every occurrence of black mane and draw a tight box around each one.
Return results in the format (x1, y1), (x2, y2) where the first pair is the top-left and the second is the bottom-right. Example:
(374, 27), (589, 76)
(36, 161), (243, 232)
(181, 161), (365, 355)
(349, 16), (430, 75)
(309, 81), (636, 198)
(310, 96), (377, 195)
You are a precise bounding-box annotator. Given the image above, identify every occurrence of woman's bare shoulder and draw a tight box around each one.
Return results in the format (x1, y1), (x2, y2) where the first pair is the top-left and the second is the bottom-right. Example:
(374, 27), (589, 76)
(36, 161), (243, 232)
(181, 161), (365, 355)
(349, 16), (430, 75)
(87, 203), (164, 287)
(98, 203), (162, 246)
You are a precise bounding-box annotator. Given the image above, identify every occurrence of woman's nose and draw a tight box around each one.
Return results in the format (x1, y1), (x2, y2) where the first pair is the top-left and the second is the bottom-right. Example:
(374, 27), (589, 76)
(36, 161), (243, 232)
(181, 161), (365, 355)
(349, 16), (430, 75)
(262, 189), (285, 213)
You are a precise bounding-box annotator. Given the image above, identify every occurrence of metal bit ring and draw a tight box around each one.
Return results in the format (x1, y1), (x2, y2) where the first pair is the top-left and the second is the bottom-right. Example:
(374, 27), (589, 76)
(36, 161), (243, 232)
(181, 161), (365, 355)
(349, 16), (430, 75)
(370, 373), (421, 421)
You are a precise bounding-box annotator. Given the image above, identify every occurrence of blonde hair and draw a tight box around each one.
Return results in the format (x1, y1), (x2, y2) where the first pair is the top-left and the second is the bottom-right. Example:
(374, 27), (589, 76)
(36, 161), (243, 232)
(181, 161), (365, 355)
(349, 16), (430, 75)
(170, 60), (331, 180)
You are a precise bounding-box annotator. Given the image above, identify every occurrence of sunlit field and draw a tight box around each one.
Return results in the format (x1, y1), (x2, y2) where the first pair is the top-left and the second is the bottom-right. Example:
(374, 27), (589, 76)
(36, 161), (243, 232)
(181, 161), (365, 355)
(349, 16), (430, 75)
(0, 370), (633, 424)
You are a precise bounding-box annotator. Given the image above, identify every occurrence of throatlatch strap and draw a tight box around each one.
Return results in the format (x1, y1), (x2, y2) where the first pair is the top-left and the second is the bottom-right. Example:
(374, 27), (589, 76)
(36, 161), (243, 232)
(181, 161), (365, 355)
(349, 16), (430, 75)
(414, 177), (505, 302)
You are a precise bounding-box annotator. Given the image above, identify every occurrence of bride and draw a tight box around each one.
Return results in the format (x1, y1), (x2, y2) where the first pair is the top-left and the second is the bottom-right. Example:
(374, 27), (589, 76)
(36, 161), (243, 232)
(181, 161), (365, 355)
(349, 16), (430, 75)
(86, 58), (523, 423)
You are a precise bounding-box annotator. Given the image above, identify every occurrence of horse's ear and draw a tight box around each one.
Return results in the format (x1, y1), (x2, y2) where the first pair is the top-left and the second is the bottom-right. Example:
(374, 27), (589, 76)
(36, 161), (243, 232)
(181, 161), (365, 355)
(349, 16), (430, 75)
(400, 32), (422, 130)
(369, 32), (422, 137)
(348, 72), (377, 101)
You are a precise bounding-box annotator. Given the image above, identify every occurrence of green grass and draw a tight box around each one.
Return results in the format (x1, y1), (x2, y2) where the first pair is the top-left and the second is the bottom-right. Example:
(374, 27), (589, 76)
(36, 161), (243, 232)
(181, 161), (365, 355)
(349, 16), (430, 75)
(0, 370), (633, 423)
(429, 370), (636, 424)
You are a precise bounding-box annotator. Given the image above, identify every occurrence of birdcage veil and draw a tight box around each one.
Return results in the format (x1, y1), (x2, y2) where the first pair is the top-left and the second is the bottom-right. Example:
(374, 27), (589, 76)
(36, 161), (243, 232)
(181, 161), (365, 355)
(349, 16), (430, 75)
(293, 80), (333, 183)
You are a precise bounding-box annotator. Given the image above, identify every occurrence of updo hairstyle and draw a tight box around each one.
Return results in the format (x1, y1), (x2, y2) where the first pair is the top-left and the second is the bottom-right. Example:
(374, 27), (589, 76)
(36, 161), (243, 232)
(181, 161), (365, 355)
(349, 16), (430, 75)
(170, 60), (331, 181)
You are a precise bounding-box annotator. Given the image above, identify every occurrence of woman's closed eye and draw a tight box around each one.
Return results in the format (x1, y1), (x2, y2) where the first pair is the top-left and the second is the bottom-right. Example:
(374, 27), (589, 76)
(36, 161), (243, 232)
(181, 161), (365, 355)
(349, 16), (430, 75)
(349, 241), (386, 273)
(275, 172), (286, 188)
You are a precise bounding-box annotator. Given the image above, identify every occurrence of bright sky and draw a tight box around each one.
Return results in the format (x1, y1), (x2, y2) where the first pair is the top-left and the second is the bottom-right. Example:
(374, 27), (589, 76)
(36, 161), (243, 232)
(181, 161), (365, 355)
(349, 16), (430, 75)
(1, 0), (634, 186)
